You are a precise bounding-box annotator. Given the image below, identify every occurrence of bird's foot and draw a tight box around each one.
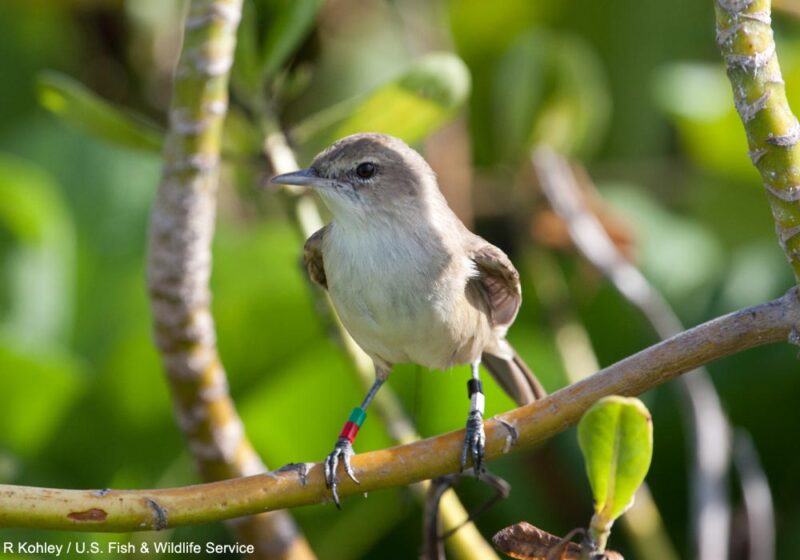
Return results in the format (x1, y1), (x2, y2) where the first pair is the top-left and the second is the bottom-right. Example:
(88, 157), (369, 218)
(273, 462), (313, 486)
(460, 409), (486, 477)
(495, 417), (518, 452)
(324, 437), (359, 508)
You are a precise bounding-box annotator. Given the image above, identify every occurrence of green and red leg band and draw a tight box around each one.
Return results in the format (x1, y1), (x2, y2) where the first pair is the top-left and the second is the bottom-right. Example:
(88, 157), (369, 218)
(339, 407), (367, 443)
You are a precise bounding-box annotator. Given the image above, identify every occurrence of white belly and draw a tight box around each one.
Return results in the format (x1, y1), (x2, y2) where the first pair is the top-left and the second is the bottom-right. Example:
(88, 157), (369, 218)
(323, 225), (489, 369)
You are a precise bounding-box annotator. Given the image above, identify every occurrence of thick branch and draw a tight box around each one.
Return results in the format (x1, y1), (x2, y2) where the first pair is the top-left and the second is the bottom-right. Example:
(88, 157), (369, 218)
(3, 291), (797, 531)
(145, 1), (312, 557)
(715, 0), (800, 280)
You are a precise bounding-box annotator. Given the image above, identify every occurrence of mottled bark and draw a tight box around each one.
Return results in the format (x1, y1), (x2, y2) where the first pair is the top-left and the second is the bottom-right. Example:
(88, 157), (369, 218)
(146, 1), (313, 558)
(716, 0), (800, 280)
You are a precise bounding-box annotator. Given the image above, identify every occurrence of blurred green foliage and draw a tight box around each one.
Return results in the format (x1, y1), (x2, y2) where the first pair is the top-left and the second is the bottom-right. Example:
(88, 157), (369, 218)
(37, 72), (163, 153)
(291, 53), (471, 157)
(1, 1), (799, 559)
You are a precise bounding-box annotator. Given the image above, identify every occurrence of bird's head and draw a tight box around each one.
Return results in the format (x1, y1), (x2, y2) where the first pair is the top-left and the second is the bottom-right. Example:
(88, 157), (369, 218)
(271, 133), (440, 225)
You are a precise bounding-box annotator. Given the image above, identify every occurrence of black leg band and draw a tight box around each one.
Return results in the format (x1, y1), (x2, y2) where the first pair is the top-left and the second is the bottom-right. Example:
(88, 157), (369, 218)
(467, 378), (483, 398)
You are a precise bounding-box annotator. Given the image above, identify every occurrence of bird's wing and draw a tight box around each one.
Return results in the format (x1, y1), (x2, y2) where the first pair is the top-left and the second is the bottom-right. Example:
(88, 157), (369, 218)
(303, 225), (329, 290)
(466, 238), (521, 329)
(466, 236), (545, 405)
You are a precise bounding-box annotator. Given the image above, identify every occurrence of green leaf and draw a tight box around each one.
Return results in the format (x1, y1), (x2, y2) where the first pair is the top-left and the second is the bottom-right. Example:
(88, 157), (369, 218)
(652, 62), (757, 182)
(291, 52), (470, 154)
(493, 31), (610, 162)
(578, 396), (653, 547)
(233, 0), (321, 101)
(232, 0), (264, 99)
(492, 33), (546, 163)
(260, 0), (321, 80)
(36, 71), (163, 152)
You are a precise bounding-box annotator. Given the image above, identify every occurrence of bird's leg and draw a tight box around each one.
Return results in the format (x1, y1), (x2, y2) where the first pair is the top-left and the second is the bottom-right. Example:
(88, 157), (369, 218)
(461, 360), (486, 477)
(324, 365), (389, 508)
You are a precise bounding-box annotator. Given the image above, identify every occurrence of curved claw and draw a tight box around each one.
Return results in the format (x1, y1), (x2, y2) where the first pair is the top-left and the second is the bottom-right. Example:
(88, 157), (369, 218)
(460, 410), (486, 476)
(324, 437), (359, 508)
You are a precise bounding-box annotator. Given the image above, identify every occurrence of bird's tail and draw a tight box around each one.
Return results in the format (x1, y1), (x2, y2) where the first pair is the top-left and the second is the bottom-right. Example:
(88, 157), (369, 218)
(481, 347), (546, 406)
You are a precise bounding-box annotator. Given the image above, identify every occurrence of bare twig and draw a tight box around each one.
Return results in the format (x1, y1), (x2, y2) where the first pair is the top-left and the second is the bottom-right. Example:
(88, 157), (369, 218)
(532, 147), (736, 560)
(2, 290), (798, 530)
(732, 431), (775, 560)
(423, 470), (511, 559)
(145, 1), (313, 557)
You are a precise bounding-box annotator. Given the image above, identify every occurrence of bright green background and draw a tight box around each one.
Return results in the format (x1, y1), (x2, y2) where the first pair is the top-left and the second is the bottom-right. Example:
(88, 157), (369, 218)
(1, 0), (799, 558)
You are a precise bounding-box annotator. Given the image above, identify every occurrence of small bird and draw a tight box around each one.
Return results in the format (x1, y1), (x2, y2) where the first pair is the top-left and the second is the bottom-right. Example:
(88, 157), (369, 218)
(272, 133), (544, 506)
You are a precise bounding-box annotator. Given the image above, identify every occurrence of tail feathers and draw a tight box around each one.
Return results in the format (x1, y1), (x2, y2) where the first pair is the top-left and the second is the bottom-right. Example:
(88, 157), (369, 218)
(481, 349), (546, 406)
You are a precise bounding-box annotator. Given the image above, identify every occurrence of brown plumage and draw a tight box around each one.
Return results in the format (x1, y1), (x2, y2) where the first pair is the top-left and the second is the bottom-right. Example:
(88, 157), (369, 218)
(275, 133), (545, 505)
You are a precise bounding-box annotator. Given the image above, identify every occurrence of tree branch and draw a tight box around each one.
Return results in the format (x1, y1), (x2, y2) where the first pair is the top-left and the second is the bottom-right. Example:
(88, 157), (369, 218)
(3, 290), (797, 531)
(715, 0), (800, 280)
(145, 1), (313, 557)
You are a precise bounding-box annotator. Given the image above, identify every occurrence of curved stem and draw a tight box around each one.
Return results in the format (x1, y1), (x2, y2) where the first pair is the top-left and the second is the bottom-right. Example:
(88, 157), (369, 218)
(145, 1), (313, 557)
(2, 291), (797, 531)
(715, 0), (800, 280)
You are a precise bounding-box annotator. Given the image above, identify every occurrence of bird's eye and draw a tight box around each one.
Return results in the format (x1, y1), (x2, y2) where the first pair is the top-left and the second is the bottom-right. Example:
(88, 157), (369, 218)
(355, 162), (376, 179)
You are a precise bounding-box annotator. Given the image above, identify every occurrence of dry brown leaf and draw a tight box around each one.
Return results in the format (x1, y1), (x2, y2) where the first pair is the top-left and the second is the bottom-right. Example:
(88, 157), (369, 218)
(492, 522), (624, 560)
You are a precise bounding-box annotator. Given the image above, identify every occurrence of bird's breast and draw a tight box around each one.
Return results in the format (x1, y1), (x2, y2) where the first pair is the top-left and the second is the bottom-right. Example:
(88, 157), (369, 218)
(322, 224), (489, 369)
(324, 228), (445, 323)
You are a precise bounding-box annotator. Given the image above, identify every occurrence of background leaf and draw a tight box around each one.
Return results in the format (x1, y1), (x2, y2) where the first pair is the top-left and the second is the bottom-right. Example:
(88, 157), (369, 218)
(291, 52), (470, 156)
(259, 0), (322, 81)
(493, 31), (611, 163)
(0, 153), (74, 345)
(37, 71), (163, 152)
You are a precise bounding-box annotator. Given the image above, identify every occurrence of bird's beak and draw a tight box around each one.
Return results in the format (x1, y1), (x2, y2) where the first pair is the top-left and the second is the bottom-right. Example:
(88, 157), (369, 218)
(270, 168), (331, 188)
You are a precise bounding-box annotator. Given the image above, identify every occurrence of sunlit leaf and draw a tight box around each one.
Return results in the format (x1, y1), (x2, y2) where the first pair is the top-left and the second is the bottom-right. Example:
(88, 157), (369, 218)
(448, 0), (549, 63)
(653, 62), (758, 182)
(37, 71), (163, 152)
(578, 396), (653, 546)
(291, 52), (470, 154)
